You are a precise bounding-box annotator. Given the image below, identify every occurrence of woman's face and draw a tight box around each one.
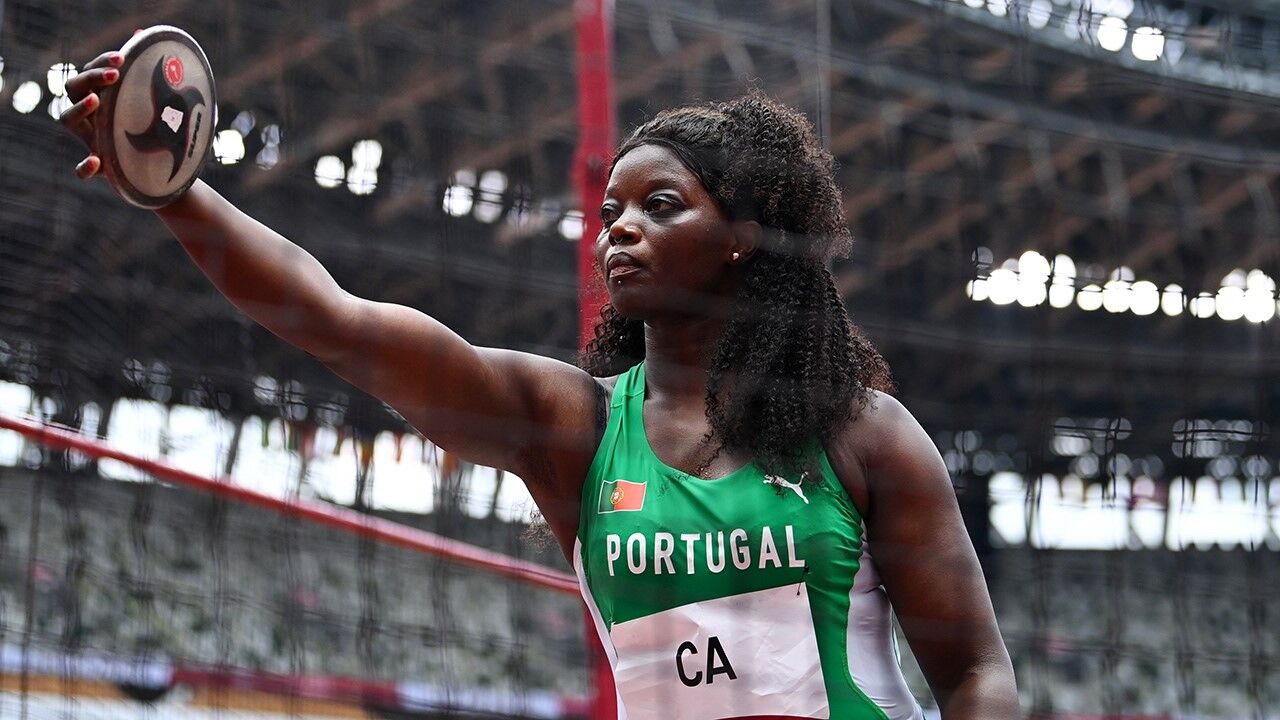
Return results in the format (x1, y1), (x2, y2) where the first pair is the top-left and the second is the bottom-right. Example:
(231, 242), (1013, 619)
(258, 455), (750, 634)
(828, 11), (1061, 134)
(595, 143), (740, 319)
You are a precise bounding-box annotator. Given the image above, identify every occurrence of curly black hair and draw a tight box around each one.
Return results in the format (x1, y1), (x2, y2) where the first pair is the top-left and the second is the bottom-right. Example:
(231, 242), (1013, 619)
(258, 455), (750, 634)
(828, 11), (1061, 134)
(581, 91), (894, 479)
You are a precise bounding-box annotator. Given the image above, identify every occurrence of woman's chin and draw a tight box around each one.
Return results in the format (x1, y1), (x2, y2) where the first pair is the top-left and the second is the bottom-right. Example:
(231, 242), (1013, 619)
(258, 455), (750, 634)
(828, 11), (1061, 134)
(607, 278), (720, 319)
(607, 294), (648, 320)
(606, 286), (662, 320)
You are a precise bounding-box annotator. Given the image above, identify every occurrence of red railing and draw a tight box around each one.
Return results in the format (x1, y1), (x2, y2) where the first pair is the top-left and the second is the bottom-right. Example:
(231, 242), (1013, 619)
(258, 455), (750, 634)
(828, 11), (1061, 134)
(0, 411), (598, 718)
(0, 413), (577, 594)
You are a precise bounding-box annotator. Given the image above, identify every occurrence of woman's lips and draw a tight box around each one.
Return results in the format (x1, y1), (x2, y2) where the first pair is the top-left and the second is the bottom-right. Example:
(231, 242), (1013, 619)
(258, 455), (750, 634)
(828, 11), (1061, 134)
(608, 265), (641, 280)
(606, 252), (643, 280)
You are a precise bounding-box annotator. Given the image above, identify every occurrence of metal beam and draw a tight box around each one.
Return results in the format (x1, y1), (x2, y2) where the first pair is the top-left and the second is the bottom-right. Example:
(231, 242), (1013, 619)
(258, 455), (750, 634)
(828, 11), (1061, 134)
(36, 0), (194, 70)
(245, 8), (576, 192)
(220, 0), (414, 99)
(1171, 172), (1280, 281)
(373, 9), (798, 224)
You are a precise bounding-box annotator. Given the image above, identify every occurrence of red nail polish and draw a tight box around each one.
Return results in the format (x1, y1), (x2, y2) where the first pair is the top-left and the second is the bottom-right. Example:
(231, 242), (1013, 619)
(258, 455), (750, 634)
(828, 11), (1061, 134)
(104, 69), (119, 82)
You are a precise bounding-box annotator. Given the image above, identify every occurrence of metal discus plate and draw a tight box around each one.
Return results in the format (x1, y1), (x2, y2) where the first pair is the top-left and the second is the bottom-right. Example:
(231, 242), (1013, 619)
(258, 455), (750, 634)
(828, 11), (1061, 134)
(96, 25), (217, 209)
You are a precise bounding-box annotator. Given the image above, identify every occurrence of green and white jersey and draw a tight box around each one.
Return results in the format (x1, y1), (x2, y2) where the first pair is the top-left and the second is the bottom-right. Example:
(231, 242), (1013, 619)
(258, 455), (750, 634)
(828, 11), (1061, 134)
(574, 363), (924, 720)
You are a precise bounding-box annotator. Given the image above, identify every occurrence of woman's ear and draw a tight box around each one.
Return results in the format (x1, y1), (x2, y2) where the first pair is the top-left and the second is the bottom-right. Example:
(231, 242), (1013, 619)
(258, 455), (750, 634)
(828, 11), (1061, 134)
(730, 220), (762, 263)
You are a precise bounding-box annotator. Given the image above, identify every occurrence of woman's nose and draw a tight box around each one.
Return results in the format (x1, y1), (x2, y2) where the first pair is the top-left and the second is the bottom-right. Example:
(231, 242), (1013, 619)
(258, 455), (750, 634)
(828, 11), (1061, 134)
(607, 217), (639, 245)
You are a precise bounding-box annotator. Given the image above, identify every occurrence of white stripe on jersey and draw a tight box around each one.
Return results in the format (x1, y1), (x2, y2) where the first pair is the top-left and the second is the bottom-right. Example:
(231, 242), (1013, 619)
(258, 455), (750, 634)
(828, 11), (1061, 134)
(845, 543), (924, 720)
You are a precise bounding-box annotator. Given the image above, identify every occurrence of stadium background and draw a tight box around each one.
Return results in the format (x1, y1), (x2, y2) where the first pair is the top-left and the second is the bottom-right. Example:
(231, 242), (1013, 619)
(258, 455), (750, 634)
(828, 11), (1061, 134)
(1, 0), (1277, 717)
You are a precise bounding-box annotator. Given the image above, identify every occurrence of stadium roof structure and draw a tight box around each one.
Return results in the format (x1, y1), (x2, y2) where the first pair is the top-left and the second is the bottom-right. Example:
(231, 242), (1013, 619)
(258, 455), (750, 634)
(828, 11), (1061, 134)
(2, 0), (1278, 472)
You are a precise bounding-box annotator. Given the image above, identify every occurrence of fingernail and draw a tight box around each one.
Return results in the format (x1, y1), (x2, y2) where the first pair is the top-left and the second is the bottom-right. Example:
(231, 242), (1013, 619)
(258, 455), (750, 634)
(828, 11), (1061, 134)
(104, 69), (119, 82)
(86, 94), (99, 108)
(110, 52), (124, 65)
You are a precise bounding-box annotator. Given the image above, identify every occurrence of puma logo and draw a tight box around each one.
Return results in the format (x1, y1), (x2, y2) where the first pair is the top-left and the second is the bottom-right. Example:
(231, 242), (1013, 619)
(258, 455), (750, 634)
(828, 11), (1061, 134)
(764, 474), (809, 504)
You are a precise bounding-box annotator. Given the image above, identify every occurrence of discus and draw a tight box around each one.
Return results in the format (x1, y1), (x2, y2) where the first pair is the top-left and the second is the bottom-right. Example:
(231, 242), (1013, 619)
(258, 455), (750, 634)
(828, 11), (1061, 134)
(95, 25), (217, 209)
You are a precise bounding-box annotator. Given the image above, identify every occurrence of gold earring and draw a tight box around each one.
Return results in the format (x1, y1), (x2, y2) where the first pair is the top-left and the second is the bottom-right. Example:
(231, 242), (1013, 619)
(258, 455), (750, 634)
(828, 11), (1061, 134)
(731, 251), (741, 261)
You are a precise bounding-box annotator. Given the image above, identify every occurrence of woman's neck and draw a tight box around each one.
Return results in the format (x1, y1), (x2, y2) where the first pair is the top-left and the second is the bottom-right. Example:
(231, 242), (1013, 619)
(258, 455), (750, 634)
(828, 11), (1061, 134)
(642, 314), (727, 402)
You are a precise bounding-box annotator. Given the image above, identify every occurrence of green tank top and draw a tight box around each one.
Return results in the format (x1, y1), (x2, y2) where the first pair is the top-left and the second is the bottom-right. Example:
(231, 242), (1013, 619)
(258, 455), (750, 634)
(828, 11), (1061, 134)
(573, 363), (923, 720)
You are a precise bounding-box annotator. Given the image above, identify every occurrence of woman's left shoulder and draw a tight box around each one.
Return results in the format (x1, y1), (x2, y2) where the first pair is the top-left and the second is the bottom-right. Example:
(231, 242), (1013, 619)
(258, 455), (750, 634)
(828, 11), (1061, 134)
(827, 389), (916, 461)
(824, 390), (939, 513)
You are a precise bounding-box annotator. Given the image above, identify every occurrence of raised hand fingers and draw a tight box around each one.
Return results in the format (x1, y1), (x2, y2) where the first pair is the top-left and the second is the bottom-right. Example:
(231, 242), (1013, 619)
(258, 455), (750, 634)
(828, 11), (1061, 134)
(59, 92), (101, 145)
(65, 53), (122, 103)
(59, 92), (99, 127)
(60, 50), (122, 182)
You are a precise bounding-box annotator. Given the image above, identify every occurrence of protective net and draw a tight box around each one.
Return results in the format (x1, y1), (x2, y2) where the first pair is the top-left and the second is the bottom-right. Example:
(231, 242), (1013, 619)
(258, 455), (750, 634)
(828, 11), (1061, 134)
(2, 0), (1279, 718)
(0, 413), (590, 719)
(0, 412), (592, 716)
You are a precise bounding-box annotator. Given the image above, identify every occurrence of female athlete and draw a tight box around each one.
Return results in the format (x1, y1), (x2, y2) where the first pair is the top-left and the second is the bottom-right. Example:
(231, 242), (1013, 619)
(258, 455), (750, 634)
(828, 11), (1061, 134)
(60, 50), (1019, 719)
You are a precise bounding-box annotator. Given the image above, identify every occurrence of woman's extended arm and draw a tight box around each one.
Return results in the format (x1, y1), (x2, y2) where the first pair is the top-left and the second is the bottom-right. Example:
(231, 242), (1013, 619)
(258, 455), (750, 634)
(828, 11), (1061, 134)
(58, 52), (601, 550)
(831, 392), (1021, 718)
(153, 183), (599, 476)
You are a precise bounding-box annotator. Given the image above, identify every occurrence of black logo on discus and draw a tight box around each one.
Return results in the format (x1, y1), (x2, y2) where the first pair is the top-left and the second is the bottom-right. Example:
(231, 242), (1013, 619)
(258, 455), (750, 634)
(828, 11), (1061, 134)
(125, 56), (207, 182)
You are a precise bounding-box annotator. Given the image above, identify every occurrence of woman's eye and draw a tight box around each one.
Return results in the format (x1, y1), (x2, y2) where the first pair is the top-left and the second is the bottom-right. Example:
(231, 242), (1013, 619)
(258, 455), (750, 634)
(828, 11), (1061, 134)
(600, 207), (618, 225)
(646, 197), (677, 213)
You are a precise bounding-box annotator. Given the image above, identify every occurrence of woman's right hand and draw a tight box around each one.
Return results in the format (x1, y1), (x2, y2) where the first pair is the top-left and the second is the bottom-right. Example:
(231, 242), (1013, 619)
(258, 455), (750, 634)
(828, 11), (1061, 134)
(58, 50), (125, 180)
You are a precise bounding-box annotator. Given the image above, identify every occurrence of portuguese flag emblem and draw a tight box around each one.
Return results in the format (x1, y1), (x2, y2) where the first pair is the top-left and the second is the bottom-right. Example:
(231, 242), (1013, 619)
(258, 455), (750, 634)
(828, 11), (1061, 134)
(598, 479), (647, 513)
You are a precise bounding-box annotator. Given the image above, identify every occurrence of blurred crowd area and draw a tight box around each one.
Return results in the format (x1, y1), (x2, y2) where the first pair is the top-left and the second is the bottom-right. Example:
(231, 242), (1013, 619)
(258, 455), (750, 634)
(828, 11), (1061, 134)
(0, 469), (589, 698)
(1, 469), (1276, 717)
(990, 550), (1278, 717)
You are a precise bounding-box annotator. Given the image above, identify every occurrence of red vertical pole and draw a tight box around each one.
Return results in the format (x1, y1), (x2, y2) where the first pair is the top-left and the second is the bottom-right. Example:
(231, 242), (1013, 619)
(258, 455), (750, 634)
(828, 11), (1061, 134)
(574, 0), (616, 350)
(574, 1), (618, 718)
